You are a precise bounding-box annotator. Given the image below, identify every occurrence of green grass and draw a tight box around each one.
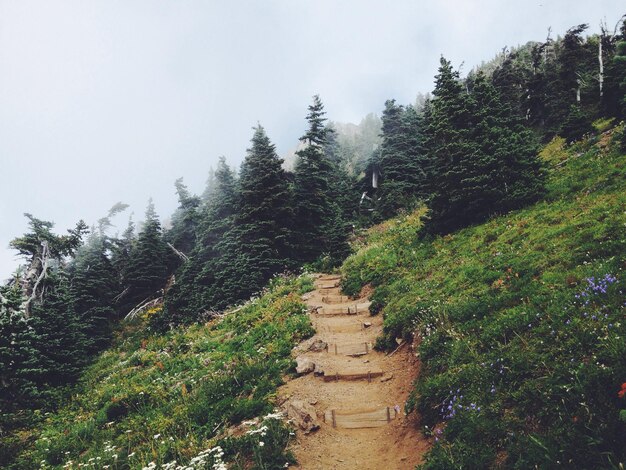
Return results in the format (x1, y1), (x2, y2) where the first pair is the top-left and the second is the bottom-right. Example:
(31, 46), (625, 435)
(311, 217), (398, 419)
(7, 273), (314, 470)
(341, 126), (626, 469)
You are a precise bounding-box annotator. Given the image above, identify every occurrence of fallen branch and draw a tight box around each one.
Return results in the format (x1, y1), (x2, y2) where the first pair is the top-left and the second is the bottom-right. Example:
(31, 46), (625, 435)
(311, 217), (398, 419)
(387, 341), (406, 357)
(113, 287), (130, 303)
(125, 297), (162, 321)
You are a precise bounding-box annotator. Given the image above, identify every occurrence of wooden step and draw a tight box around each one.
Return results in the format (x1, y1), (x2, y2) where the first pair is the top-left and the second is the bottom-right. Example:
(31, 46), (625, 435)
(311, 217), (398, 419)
(318, 322), (372, 333)
(321, 369), (384, 382)
(317, 282), (340, 289)
(321, 295), (351, 304)
(317, 275), (341, 282)
(319, 288), (340, 295)
(318, 302), (371, 316)
(326, 342), (372, 356)
(323, 407), (399, 429)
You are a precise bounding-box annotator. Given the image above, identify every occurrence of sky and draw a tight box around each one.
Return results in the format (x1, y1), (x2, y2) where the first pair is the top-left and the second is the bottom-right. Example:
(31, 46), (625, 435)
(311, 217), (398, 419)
(0, 0), (624, 279)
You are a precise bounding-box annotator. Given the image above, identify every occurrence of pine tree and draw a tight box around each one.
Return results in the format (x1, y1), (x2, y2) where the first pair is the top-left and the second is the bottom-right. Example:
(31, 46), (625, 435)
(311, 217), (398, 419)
(423, 61), (544, 234)
(124, 200), (170, 311)
(198, 126), (296, 307)
(293, 95), (349, 264)
(324, 123), (358, 223)
(236, 125), (294, 271)
(110, 215), (135, 295)
(422, 57), (479, 233)
(161, 158), (238, 326)
(470, 73), (545, 213)
(0, 283), (43, 409)
(603, 20), (626, 119)
(167, 177), (200, 256)
(377, 100), (427, 217)
(31, 270), (86, 384)
(69, 234), (119, 353)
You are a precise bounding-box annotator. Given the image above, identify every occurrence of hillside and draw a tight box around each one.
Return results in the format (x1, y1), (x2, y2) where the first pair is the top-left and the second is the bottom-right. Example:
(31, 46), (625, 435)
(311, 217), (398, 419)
(340, 124), (626, 468)
(7, 124), (624, 470)
(4, 275), (315, 469)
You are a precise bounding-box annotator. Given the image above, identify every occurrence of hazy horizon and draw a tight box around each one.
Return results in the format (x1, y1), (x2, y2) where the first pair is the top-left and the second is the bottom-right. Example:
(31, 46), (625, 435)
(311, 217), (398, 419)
(1, 0), (624, 279)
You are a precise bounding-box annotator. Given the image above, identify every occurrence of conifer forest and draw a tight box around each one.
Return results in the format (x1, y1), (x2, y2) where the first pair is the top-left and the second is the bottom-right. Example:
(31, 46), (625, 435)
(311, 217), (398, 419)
(1, 5), (626, 469)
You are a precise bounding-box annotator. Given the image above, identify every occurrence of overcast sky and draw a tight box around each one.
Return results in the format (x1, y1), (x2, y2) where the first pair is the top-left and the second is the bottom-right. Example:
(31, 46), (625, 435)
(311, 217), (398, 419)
(1, 0), (624, 279)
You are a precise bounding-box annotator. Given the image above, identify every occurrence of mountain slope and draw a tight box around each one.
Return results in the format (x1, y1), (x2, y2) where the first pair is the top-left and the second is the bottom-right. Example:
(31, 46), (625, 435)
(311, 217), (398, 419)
(339, 125), (626, 468)
(8, 275), (314, 469)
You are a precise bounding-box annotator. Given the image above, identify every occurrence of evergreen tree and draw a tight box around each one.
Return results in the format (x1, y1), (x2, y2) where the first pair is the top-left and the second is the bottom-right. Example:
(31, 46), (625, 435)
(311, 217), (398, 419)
(324, 123), (358, 223)
(124, 200), (170, 311)
(167, 177), (200, 256)
(198, 126), (296, 307)
(377, 100), (428, 217)
(31, 270), (86, 384)
(0, 283), (42, 409)
(603, 20), (626, 119)
(422, 57), (479, 233)
(162, 158), (238, 326)
(10, 214), (87, 317)
(470, 73), (545, 213)
(110, 215), (135, 293)
(423, 61), (543, 234)
(235, 125), (294, 272)
(69, 234), (119, 353)
(292, 95), (349, 264)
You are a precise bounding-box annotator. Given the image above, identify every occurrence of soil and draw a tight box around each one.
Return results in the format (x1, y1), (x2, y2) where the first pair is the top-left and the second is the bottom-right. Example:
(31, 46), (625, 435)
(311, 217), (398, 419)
(280, 274), (430, 469)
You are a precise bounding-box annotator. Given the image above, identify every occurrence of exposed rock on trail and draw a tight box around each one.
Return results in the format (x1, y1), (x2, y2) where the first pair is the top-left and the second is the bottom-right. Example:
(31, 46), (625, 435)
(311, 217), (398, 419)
(280, 274), (429, 469)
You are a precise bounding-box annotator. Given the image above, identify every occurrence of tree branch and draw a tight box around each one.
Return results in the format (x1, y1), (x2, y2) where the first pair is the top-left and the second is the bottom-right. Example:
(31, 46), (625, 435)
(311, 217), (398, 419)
(167, 242), (189, 262)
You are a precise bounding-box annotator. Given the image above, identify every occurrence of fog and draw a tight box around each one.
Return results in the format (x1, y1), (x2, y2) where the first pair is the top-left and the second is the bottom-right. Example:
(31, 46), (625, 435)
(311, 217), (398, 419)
(1, 0), (623, 279)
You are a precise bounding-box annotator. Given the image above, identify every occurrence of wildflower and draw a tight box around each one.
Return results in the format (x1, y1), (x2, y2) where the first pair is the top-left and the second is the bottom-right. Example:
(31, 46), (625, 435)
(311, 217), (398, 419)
(259, 441), (265, 447)
(618, 383), (626, 399)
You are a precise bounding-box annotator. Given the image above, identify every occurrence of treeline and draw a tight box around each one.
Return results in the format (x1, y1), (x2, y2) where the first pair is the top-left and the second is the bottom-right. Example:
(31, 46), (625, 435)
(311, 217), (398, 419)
(369, 20), (626, 229)
(1, 17), (625, 450)
(0, 97), (352, 428)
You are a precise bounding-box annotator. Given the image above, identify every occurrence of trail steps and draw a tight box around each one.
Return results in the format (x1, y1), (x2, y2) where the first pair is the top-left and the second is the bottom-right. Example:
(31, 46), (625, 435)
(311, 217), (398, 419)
(280, 273), (427, 469)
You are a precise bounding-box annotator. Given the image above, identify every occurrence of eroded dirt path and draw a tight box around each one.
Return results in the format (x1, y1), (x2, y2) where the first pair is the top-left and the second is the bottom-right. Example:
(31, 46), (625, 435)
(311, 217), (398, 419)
(281, 274), (429, 469)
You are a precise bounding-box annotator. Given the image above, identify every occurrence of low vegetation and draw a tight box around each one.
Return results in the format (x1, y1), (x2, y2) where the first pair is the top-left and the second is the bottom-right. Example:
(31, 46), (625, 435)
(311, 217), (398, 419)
(7, 274), (314, 470)
(341, 126), (626, 468)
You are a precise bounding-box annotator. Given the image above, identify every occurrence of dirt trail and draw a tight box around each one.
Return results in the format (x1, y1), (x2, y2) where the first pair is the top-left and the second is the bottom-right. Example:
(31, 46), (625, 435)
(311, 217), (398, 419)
(281, 274), (429, 469)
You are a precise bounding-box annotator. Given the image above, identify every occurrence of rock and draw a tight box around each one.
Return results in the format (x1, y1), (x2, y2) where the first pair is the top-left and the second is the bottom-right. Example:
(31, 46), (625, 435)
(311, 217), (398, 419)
(293, 337), (327, 354)
(309, 399), (318, 406)
(296, 356), (316, 374)
(362, 321), (372, 328)
(380, 373), (394, 383)
(283, 399), (320, 433)
(313, 364), (325, 376)
(308, 339), (328, 352)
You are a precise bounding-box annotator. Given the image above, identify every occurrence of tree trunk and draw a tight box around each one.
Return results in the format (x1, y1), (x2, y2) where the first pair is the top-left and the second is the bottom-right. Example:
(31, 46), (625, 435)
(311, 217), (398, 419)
(598, 34), (604, 98)
(21, 241), (50, 317)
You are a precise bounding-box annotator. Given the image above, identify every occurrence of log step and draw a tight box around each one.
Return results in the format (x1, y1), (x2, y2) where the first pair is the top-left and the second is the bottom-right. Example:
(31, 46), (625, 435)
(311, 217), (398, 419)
(323, 407), (398, 429)
(327, 342), (372, 356)
(317, 275), (341, 282)
(318, 323), (368, 333)
(321, 369), (384, 382)
(321, 295), (351, 304)
(317, 282), (340, 289)
(318, 302), (371, 316)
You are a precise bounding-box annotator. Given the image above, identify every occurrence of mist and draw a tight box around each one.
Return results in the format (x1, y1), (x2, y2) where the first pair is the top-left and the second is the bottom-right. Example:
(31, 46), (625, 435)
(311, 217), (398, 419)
(1, 0), (624, 279)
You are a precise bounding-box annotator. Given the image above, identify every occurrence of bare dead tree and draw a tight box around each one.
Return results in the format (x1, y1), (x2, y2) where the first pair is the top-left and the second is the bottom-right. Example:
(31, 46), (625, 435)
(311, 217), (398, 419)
(167, 242), (189, 262)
